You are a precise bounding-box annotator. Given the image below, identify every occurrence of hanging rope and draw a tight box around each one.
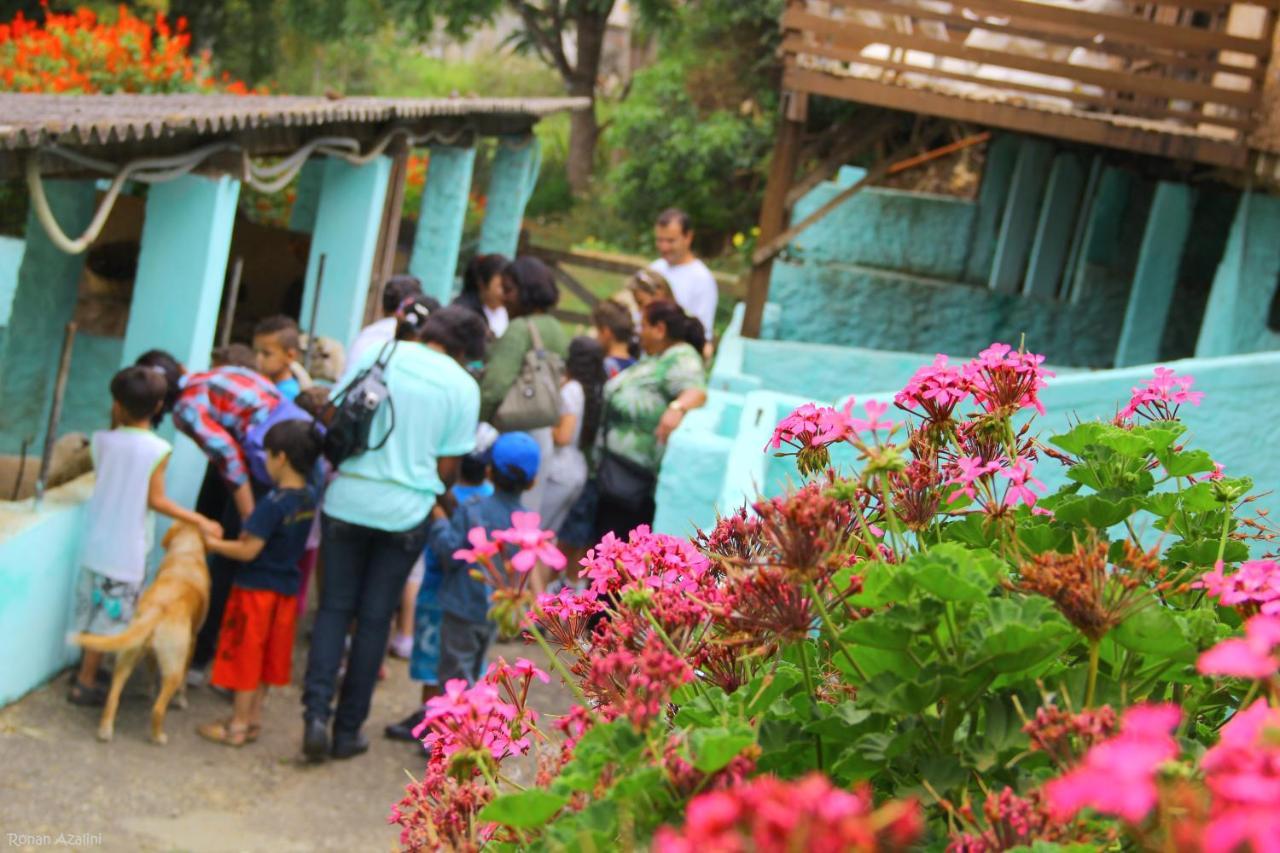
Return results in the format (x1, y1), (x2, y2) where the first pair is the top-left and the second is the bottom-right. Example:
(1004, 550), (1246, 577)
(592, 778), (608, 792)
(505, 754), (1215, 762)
(25, 123), (480, 254)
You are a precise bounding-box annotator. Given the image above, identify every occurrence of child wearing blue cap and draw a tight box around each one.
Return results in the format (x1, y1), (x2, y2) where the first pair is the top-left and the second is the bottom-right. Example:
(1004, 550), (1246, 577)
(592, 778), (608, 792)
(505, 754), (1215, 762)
(424, 431), (540, 692)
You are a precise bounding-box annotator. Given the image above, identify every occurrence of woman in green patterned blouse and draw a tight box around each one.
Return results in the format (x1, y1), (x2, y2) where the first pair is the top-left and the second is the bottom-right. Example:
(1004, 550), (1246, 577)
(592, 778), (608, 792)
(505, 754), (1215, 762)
(594, 300), (708, 540)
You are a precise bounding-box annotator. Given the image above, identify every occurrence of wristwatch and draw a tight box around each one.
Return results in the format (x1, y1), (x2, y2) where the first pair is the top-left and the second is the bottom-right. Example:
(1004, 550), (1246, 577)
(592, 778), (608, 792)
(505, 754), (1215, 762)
(668, 400), (687, 414)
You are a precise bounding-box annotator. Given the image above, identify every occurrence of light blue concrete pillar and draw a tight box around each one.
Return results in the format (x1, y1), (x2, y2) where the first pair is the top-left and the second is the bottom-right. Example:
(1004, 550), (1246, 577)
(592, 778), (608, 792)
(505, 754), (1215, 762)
(477, 135), (541, 258)
(409, 145), (477, 304)
(989, 138), (1054, 293)
(1196, 191), (1280, 358)
(1114, 182), (1195, 367)
(289, 158), (325, 233)
(1066, 166), (1133, 303)
(300, 155), (392, 349)
(0, 180), (96, 453)
(121, 173), (241, 508)
(964, 133), (1020, 285)
(1024, 152), (1084, 300)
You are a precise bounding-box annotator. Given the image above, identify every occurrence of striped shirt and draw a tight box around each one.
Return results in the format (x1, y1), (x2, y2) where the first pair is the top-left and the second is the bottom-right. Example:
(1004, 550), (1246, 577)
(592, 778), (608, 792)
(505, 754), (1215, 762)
(172, 367), (281, 488)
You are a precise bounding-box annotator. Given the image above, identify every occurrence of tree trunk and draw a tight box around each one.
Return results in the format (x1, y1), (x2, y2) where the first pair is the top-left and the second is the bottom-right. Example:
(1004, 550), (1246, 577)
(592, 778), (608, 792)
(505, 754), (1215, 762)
(566, 11), (609, 196)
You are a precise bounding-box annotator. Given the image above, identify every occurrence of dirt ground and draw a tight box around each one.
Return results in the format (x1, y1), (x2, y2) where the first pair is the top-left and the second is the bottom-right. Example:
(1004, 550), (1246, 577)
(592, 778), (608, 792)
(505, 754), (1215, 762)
(0, 635), (572, 853)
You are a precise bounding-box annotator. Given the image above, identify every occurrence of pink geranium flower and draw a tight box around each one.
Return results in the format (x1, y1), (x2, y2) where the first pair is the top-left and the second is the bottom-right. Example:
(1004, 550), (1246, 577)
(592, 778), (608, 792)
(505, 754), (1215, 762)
(452, 526), (499, 564)
(1000, 455), (1047, 511)
(946, 456), (1002, 504)
(1197, 615), (1280, 679)
(493, 511), (566, 573)
(1194, 560), (1280, 616)
(1198, 700), (1280, 853)
(1117, 366), (1204, 422)
(1044, 703), (1180, 823)
(895, 354), (970, 423)
(850, 399), (898, 435)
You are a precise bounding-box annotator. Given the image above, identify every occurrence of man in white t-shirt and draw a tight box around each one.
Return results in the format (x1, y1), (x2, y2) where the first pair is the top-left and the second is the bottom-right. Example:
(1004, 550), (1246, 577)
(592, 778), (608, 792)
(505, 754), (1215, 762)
(649, 208), (718, 343)
(338, 275), (424, 389)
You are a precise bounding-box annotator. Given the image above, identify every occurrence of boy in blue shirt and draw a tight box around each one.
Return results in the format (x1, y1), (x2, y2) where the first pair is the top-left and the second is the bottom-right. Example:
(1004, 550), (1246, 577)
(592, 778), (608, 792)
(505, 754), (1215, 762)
(196, 420), (319, 747)
(383, 433), (539, 741)
(384, 450), (495, 741)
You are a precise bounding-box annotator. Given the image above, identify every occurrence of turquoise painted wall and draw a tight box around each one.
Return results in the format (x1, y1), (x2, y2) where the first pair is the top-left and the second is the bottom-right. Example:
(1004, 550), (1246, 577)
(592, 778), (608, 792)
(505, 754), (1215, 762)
(1196, 192), (1280, 358)
(790, 166), (976, 280)
(0, 479), (91, 705)
(410, 145), (477, 304)
(478, 136), (541, 258)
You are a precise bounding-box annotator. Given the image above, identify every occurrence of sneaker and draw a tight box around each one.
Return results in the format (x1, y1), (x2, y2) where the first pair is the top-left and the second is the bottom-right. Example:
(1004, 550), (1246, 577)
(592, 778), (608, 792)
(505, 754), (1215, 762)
(185, 667), (209, 688)
(302, 718), (330, 763)
(331, 730), (370, 760)
(384, 710), (424, 742)
(388, 634), (413, 660)
(66, 681), (106, 707)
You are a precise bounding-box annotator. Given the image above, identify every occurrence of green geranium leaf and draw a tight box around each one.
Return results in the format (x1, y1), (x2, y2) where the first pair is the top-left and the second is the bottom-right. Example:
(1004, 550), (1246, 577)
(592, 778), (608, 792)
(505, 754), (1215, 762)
(1112, 605), (1196, 663)
(853, 561), (912, 607)
(479, 790), (569, 828)
(1052, 494), (1141, 528)
(690, 727), (755, 773)
(1165, 538), (1249, 567)
(1049, 422), (1107, 456)
(907, 543), (1005, 602)
(742, 664), (803, 717)
(1159, 449), (1216, 478)
(974, 598), (1073, 673)
(1095, 428), (1154, 458)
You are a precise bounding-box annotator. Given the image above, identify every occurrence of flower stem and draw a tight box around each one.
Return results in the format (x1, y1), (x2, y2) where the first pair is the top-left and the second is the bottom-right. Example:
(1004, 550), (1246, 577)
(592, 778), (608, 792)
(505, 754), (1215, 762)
(807, 581), (868, 681)
(1216, 508), (1232, 563)
(797, 640), (825, 770)
(527, 622), (594, 714)
(1085, 640), (1101, 708)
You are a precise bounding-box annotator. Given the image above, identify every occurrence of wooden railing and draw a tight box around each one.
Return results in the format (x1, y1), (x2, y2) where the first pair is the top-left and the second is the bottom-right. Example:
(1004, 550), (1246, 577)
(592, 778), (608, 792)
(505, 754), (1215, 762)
(781, 0), (1279, 166)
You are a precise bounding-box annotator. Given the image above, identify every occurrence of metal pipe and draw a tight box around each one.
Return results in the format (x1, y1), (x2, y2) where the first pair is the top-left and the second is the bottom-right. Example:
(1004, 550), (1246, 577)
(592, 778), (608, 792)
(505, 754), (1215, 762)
(34, 321), (78, 507)
(11, 436), (30, 501)
(219, 256), (245, 348)
(303, 253), (326, 374)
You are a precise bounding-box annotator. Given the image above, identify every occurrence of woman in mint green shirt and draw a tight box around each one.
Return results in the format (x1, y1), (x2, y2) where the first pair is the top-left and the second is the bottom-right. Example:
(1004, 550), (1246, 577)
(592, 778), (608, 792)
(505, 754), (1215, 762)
(302, 304), (488, 760)
(594, 300), (708, 542)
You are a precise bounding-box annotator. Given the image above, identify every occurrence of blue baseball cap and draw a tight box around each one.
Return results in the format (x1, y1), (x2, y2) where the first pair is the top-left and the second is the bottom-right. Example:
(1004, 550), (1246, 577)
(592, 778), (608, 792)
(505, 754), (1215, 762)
(489, 431), (540, 483)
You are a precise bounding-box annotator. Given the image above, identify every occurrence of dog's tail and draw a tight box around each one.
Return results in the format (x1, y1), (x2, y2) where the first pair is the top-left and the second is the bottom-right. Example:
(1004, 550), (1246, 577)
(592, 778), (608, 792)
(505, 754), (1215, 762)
(74, 607), (163, 653)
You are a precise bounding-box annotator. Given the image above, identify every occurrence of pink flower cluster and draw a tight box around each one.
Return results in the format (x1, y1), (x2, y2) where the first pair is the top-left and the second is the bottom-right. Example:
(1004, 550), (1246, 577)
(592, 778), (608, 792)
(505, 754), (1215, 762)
(1198, 614), (1280, 679)
(585, 634), (692, 729)
(964, 343), (1053, 417)
(766, 399), (898, 476)
(944, 453), (1048, 515)
(895, 354), (970, 423)
(413, 678), (531, 769)
(1044, 703), (1180, 823)
(1117, 366), (1205, 422)
(455, 511), (566, 575)
(654, 774), (921, 853)
(1195, 559), (1280, 616)
(1196, 700), (1280, 853)
(947, 787), (1072, 853)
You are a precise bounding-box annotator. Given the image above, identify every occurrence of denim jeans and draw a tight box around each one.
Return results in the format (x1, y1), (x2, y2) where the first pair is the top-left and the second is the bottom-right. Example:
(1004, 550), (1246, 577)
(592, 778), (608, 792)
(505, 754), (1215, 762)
(302, 513), (429, 735)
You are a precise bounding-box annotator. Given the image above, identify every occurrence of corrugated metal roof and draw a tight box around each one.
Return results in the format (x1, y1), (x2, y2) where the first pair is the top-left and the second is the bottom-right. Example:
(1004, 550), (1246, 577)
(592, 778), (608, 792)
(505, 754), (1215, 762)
(0, 93), (589, 150)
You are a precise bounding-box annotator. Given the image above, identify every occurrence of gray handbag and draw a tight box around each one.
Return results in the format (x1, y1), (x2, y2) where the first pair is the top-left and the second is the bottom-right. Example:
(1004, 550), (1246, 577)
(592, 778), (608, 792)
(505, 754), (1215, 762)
(492, 318), (564, 432)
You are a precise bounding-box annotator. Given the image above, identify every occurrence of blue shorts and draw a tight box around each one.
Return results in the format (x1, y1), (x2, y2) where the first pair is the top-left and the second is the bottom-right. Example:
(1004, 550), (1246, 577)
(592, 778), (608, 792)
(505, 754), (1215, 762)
(409, 556), (443, 685)
(557, 479), (598, 549)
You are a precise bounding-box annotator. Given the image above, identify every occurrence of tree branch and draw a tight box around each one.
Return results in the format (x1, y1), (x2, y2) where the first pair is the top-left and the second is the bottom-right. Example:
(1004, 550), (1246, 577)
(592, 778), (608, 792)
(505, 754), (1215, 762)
(509, 0), (574, 80)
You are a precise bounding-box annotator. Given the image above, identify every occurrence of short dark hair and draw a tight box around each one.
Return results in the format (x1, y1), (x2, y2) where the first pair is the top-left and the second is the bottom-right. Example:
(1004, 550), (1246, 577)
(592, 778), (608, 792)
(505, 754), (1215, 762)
(591, 299), (634, 342)
(211, 343), (256, 370)
(263, 419), (321, 477)
(645, 299), (706, 353)
(459, 452), (487, 485)
(490, 462), (531, 493)
(395, 294), (443, 342)
(462, 254), (508, 300)
(134, 350), (183, 423)
(110, 366), (168, 422)
(503, 257), (559, 313)
(656, 208), (692, 234)
(253, 315), (300, 352)
(382, 274), (423, 316)
(418, 304), (489, 363)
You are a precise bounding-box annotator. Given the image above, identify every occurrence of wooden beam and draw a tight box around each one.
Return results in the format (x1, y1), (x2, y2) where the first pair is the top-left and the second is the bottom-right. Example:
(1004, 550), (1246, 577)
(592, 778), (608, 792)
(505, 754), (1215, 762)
(1024, 151), (1086, 299)
(742, 109), (806, 339)
(990, 138), (1054, 293)
(785, 114), (898, 208)
(781, 67), (1248, 169)
(781, 9), (1261, 109)
(365, 144), (409, 326)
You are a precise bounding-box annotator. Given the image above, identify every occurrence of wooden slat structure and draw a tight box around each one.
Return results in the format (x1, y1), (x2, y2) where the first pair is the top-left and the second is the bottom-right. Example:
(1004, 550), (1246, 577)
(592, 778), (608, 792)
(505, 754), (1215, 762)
(779, 0), (1280, 169)
(739, 0), (1280, 337)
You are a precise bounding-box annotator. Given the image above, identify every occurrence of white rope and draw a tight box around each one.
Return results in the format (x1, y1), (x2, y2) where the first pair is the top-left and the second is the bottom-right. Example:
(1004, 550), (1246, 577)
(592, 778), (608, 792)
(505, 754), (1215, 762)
(27, 123), (483, 254)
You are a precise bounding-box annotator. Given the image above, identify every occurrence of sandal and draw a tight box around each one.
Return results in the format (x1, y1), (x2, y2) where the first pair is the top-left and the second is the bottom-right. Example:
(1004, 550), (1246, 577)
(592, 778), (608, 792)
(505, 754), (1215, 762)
(197, 718), (249, 747)
(247, 723), (262, 743)
(67, 681), (106, 707)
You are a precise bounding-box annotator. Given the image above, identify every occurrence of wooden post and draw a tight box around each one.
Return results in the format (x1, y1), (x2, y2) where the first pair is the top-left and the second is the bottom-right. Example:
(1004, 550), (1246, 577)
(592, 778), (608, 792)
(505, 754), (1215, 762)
(365, 144), (410, 327)
(741, 92), (806, 340)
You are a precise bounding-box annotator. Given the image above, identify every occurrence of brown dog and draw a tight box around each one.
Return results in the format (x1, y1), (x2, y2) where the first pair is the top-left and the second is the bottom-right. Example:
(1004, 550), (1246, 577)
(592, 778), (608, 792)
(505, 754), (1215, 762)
(75, 523), (210, 744)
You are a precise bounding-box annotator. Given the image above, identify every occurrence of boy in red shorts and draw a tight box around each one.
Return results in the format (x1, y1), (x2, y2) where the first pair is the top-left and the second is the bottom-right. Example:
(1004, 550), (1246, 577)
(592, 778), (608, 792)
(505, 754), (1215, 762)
(197, 420), (320, 747)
